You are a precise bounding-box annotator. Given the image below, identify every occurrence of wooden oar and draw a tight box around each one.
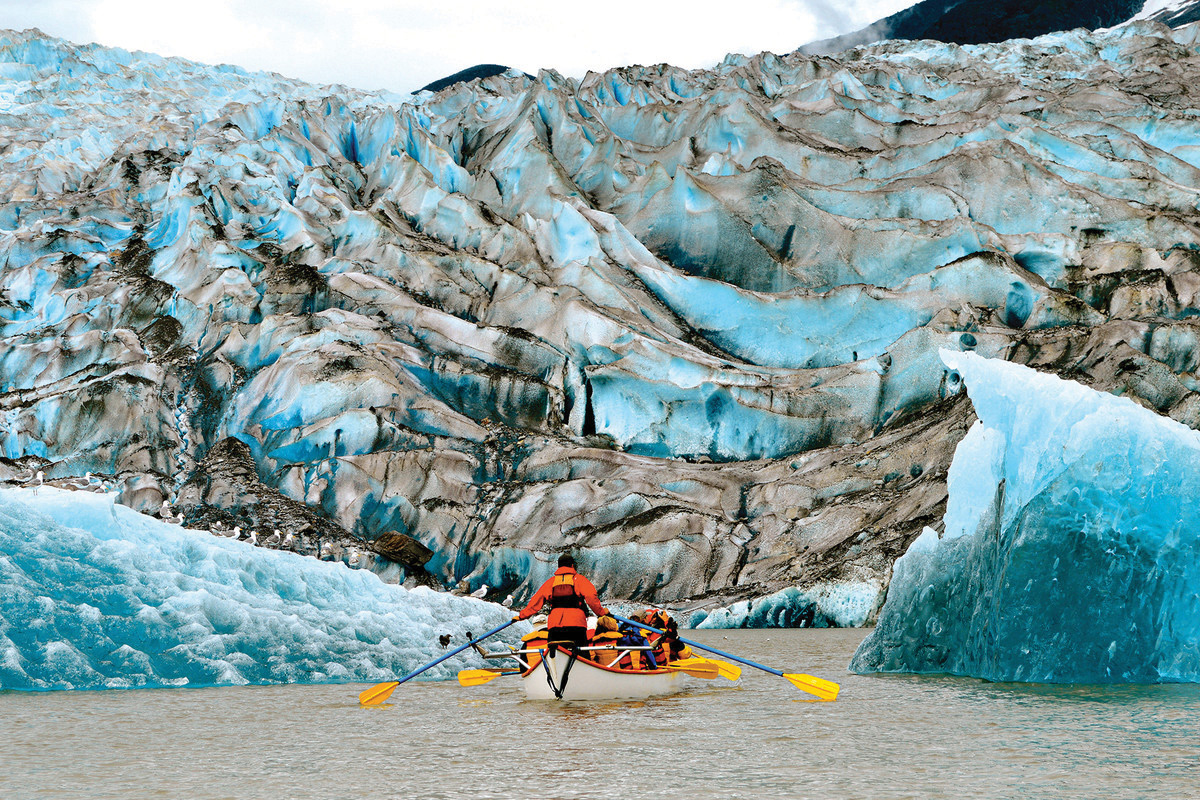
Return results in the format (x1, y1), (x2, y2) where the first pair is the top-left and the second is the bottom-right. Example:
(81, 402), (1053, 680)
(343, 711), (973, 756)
(359, 619), (518, 705)
(660, 660), (720, 679)
(612, 614), (839, 701)
(672, 656), (741, 681)
(458, 668), (520, 686)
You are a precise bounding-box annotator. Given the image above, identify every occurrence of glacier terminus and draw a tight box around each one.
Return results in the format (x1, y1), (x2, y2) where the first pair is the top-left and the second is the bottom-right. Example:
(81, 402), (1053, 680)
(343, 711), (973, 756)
(3, 12), (1200, 687)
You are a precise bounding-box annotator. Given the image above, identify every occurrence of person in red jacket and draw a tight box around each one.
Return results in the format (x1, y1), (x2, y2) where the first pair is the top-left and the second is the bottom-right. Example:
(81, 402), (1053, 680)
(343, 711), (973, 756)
(516, 554), (608, 655)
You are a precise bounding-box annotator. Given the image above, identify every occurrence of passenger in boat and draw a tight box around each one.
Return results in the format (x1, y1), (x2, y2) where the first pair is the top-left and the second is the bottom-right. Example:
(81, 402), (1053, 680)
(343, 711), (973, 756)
(589, 614), (624, 666)
(650, 611), (692, 664)
(515, 554), (608, 656)
(615, 620), (657, 670)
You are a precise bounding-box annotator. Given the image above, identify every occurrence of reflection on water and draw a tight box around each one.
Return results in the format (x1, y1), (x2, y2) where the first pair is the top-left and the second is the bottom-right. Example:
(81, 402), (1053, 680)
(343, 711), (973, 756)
(3, 629), (1199, 800)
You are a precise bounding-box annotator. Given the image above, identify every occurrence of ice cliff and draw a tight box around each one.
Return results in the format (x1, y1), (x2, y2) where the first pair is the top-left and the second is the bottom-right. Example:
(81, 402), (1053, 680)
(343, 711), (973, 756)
(5, 22), (1200, 615)
(851, 351), (1200, 683)
(0, 487), (511, 690)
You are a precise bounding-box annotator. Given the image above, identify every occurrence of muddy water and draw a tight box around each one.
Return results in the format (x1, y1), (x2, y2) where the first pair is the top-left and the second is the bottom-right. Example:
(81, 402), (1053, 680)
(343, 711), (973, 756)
(3, 629), (1198, 799)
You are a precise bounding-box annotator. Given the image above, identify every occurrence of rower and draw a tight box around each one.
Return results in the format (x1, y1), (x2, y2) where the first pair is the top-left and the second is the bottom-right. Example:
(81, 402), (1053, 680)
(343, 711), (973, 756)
(515, 554), (608, 657)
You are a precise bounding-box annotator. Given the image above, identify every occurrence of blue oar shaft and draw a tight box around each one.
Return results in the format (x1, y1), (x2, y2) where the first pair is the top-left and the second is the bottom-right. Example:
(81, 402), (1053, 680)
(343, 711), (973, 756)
(611, 613), (784, 678)
(395, 619), (517, 686)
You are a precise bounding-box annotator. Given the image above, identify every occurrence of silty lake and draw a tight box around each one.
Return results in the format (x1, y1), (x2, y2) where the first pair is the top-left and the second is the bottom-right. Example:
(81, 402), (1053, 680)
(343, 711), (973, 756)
(3, 629), (1197, 799)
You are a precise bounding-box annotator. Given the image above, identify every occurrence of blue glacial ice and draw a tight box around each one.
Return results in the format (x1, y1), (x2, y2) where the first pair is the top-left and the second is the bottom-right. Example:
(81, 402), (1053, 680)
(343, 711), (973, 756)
(690, 580), (881, 629)
(850, 350), (1200, 683)
(0, 487), (518, 690)
(7, 22), (1200, 614)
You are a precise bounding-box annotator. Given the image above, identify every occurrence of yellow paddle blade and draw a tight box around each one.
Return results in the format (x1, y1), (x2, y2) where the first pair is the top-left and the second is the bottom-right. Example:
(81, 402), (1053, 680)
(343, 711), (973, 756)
(359, 681), (399, 706)
(696, 658), (741, 680)
(711, 659), (741, 681)
(458, 668), (510, 687)
(785, 673), (840, 701)
(663, 661), (720, 679)
(672, 657), (741, 681)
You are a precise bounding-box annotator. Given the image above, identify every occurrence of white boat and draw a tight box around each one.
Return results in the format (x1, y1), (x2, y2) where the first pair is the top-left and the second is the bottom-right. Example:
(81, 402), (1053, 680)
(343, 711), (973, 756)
(521, 649), (685, 701)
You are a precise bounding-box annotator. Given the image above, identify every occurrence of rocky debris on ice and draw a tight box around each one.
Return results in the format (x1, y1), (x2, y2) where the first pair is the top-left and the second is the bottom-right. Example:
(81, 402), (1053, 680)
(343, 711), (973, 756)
(5, 23), (1200, 612)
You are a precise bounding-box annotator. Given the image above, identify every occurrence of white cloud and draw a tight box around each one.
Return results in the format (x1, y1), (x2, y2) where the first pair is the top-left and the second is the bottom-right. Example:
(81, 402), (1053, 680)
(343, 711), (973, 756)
(2, 0), (918, 93)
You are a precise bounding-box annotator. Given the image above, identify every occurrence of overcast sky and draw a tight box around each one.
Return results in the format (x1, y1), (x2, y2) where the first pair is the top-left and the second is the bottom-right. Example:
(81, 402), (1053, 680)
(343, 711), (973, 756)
(1, 0), (915, 94)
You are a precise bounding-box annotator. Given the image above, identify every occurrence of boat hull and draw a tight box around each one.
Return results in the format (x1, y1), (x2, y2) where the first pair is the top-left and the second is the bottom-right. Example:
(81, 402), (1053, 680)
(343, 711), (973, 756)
(521, 650), (685, 701)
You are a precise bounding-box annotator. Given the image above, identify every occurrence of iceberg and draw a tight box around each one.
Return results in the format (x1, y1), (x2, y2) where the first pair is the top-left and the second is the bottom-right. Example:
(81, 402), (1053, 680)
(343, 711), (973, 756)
(0, 487), (517, 690)
(851, 350), (1200, 683)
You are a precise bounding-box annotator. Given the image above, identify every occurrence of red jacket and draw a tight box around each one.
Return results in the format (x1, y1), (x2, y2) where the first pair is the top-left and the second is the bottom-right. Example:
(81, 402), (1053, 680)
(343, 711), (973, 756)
(518, 567), (607, 629)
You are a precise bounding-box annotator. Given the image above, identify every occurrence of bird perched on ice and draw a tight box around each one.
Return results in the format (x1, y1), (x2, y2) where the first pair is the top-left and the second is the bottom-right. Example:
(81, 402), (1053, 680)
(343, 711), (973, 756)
(159, 500), (172, 519)
(225, 526), (242, 539)
(282, 531), (295, 548)
(348, 547), (362, 566)
(469, 584), (489, 599)
(32, 470), (44, 493)
(501, 594), (514, 608)
(264, 529), (281, 547)
(438, 634), (452, 648)
(247, 530), (259, 546)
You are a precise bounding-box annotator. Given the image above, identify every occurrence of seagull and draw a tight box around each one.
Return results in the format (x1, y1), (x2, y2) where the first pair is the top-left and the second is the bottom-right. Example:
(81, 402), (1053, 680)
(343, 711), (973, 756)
(438, 634), (452, 648)
(226, 525), (242, 539)
(32, 470), (43, 493)
(469, 584), (489, 599)
(264, 529), (281, 547)
(159, 500), (172, 519)
(348, 548), (361, 566)
(501, 594), (514, 608)
(282, 531), (295, 548)
(247, 530), (258, 546)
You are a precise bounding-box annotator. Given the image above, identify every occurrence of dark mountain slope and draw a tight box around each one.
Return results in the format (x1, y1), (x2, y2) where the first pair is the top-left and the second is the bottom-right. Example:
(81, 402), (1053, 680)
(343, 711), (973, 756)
(803, 0), (1142, 54)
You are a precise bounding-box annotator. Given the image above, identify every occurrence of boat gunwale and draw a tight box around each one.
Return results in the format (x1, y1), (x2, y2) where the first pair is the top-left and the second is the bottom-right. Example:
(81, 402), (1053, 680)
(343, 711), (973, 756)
(519, 648), (676, 678)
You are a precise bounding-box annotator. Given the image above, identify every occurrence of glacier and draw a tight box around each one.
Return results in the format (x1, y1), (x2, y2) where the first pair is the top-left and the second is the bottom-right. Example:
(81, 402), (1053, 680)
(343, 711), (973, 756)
(5, 20), (1200, 617)
(0, 487), (515, 690)
(851, 350), (1200, 683)
(691, 580), (882, 628)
